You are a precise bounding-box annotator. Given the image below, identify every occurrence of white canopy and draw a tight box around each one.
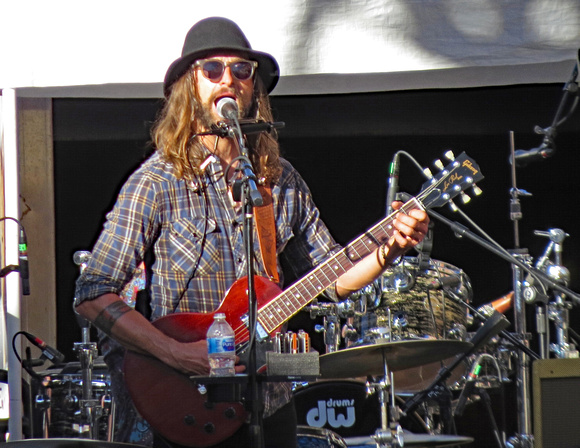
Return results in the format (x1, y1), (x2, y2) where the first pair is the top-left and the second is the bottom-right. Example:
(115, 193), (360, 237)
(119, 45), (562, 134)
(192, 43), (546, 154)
(2, 0), (579, 97)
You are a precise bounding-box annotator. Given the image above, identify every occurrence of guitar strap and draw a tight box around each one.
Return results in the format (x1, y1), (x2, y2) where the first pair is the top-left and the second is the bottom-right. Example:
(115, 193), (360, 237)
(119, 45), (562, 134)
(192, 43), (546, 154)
(255, 184), (280, 283)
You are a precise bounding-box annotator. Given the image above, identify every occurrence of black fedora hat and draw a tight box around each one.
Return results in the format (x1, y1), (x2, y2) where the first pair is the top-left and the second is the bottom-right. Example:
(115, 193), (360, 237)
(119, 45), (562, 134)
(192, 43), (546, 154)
(163, 17), (280, 97)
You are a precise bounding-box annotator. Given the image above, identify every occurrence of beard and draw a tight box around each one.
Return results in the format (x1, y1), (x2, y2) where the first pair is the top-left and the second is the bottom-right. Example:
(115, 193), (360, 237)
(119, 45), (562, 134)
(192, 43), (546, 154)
(197, 90), (254, 131)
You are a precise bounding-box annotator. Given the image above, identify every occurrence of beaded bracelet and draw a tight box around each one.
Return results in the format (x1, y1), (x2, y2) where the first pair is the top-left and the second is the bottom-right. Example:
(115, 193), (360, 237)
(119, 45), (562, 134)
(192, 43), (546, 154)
(380, 243), (402, 267)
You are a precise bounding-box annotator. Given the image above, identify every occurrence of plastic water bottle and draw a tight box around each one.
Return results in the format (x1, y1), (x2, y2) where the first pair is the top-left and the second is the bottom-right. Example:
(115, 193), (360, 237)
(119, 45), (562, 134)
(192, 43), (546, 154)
(206, 313), (236, 376)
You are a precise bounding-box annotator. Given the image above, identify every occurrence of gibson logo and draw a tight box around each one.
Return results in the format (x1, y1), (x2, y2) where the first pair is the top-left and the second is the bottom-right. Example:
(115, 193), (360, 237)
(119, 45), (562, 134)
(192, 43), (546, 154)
(462, 159), (479, 175)
(306, 398), (356, 429)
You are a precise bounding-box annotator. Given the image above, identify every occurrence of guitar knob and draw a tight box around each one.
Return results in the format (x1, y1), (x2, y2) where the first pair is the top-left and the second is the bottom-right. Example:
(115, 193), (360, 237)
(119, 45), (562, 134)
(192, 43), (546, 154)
(224, 407), (237, 419)
(184, 415), (195, 426)
(204, 422), (216, 434)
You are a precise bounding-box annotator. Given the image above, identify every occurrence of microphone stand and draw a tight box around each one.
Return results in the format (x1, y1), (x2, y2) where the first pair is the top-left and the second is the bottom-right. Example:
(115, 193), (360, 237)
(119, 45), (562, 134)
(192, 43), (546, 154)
(512, 54), (579, 167)
(508, 131), (534, 448)
(224, 120), (264, 448)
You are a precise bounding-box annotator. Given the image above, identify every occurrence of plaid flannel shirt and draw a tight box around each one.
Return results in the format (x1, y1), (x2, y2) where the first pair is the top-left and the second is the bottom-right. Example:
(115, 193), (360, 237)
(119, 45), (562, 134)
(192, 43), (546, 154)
(75, 150), (340, 423)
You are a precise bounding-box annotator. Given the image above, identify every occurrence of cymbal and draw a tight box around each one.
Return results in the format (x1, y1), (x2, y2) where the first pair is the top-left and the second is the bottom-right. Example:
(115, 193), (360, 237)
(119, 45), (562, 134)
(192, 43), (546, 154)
(344, 433), (474, 447)
(320, 340), (472, 379)
(0, 439), (136, 447)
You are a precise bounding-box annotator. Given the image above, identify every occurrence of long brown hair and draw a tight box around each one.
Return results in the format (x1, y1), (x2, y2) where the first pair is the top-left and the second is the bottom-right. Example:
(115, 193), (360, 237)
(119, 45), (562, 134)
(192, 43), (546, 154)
(152, 69), (283, 183)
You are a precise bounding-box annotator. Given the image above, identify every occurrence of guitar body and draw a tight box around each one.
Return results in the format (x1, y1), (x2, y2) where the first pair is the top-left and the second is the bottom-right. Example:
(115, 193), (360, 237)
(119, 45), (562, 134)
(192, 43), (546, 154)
(123, 276), (283, 447)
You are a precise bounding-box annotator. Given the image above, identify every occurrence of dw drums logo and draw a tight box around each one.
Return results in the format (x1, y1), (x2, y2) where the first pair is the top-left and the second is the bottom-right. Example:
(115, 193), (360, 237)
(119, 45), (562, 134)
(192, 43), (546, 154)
(306, 398), (356, 429)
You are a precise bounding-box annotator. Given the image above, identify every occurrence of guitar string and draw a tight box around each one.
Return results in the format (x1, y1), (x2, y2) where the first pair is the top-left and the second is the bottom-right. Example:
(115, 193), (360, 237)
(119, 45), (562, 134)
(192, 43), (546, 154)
(231, 158), (466, 341)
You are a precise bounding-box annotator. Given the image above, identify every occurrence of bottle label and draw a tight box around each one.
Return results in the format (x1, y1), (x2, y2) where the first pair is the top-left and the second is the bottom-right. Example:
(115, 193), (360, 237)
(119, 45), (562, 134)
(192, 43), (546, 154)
(207, 336), (235, 354)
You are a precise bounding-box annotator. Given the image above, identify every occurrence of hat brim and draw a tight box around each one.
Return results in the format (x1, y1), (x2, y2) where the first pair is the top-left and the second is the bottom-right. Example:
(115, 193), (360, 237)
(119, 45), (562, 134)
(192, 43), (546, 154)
(163, 47), (279, 97)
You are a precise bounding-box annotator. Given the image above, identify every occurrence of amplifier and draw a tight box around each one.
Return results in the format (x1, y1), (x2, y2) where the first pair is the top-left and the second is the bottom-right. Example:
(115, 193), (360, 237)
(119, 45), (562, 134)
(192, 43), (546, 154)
(533, 358), (580, 448)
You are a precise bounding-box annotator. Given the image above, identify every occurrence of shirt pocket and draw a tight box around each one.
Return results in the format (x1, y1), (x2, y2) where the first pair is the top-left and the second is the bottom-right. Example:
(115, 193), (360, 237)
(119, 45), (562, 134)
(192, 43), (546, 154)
(168, 218), (221, 277)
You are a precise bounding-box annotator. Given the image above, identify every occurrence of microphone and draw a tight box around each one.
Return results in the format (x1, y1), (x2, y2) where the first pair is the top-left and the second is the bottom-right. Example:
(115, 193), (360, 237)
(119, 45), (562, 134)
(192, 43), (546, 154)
(477, 291), (514, 318)
(19, 227), (30, 295)
(215, 97), (263, 207)
(511, 141), (555, 167)
(23, 332), (66, 365)
(216, 97), (239, 121)
(386, 152), (400, 215)
(454, 356), (482, 416)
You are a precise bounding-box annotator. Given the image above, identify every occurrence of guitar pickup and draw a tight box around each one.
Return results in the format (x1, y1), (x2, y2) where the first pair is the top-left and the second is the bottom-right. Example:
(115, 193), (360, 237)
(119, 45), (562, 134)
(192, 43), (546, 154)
(241, 314), (270, 341)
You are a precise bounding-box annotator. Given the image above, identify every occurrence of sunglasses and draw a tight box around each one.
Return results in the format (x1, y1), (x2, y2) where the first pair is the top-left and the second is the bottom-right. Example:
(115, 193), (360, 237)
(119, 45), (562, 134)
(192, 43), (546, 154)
(193, 58), (258, 82)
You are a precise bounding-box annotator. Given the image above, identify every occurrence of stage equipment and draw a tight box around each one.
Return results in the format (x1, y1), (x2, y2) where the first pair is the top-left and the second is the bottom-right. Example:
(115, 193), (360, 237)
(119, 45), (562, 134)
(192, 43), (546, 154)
(532, 358), (580, 448)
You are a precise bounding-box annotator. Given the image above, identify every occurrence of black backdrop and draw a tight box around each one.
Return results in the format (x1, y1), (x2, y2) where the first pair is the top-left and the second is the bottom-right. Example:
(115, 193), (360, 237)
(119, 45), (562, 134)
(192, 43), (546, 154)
(52, 84), (580, 445)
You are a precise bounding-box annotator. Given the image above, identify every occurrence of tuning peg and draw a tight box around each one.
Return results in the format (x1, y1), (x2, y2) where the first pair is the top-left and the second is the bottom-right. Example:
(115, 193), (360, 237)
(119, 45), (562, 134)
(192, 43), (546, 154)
(444, 150), (455, 161)
(423, 167), (434, 179)
(434, 159), (444, 171)
(460, 192), (471, 204)
(448, 200), (459, 212)
(472, 184), (483, 196)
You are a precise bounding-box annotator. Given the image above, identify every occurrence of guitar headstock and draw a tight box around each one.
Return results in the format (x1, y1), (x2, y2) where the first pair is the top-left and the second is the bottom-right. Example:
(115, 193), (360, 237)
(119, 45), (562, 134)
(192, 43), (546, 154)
(419, 151), (484, 210)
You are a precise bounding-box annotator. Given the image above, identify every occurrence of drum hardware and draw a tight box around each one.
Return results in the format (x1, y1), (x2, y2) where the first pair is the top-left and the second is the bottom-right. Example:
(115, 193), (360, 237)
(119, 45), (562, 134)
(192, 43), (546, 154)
(452, 354), (506, 448)
(318, 339), (472, 446)
(401, 313), (510, 434)
(58, 250), (117, 442)
(343, 432), (474, 447)
(525, 228), (579, 359)
(308, 297), (366, 353)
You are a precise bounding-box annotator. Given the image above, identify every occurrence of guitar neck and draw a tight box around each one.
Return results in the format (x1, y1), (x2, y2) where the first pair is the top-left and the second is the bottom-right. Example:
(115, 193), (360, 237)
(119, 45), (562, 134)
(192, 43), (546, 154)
(258, 197), (424, 334)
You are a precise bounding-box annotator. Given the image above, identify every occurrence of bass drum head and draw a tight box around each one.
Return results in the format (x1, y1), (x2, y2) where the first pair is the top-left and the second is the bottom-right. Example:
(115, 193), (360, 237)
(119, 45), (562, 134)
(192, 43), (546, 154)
(297, 425), (347, 448)
(294, 380), (427, 439)
(294, 380), (380, 439)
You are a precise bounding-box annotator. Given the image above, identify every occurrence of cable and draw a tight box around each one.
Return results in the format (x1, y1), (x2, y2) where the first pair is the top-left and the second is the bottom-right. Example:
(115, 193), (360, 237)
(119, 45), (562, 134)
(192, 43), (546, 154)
(11, 331), (43, 380)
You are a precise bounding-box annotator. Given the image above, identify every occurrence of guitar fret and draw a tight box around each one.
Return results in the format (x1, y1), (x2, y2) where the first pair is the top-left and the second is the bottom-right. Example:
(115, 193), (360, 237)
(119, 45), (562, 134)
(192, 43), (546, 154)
(258, 197), (429, 334)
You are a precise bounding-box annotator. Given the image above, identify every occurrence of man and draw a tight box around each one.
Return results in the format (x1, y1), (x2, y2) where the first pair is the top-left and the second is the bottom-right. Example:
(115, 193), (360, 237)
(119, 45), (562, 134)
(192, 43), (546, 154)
(75, 16), (429, 448)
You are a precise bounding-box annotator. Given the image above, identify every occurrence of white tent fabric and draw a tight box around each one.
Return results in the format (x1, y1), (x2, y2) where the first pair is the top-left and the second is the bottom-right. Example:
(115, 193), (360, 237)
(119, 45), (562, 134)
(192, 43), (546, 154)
(2, 0), (579, 97)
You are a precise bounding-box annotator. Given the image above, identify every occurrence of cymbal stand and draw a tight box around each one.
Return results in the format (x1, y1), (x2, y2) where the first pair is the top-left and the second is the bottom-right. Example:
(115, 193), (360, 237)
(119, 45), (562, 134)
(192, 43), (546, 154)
(527, 228), (578, 359)
(72, 252), (114, 441)
(366, 351), (404, 448)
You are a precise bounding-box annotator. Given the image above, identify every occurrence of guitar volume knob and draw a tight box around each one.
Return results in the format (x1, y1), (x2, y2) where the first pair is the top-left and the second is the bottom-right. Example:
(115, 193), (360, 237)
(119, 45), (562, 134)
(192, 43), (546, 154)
(204, 422), (216, 434)
(184, 415), (195, 426)
(224, 407), (236, 419)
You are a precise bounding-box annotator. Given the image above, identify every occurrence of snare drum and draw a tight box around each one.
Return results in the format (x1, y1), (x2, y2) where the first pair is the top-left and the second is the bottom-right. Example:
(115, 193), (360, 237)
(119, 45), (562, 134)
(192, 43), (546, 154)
(355, 257), (472, 394)
(34, 362), (115, 440)
(297, 425), (347, 448)
(365, 257), (471, 341)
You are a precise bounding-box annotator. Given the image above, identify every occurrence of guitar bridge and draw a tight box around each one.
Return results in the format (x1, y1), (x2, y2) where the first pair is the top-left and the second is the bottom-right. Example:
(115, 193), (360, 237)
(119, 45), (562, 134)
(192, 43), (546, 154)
(241, 314), (269, 341)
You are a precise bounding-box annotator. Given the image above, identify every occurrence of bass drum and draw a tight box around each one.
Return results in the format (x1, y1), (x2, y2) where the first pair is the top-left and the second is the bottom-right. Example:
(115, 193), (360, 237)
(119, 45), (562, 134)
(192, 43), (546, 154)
(293, 380), (427, 439)
(355, 257), (473, 395)
(297, 425), (347, 448)
(34, 361), (115, 441)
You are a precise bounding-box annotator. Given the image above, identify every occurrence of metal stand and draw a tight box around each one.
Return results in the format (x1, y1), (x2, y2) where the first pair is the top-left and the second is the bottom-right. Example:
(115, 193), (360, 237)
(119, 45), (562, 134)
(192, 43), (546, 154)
(223, 117), (265, 448)
(72, 251), (115, 441)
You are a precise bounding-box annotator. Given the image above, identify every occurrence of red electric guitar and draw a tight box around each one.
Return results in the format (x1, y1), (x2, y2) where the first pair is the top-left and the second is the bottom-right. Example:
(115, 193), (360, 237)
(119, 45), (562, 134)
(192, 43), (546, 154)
(123, 152), (484, 447)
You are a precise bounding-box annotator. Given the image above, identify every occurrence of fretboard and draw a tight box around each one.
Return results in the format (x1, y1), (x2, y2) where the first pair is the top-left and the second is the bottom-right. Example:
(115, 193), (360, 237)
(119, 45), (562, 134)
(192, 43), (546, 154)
(257, 197), (424, 333)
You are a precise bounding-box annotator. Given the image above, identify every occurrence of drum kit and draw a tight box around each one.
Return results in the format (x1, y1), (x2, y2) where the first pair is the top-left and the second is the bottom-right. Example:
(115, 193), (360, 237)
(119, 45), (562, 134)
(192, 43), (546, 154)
(16, 241), (576, 448)
(295, 255), (517, 448)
